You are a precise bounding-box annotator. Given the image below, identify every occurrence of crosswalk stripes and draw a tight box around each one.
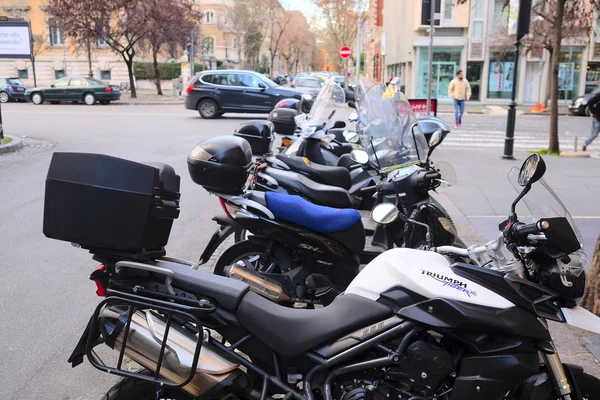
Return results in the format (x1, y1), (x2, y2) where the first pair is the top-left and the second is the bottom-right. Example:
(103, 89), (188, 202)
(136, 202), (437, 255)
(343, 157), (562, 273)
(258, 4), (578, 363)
(439, 129), (599, 151)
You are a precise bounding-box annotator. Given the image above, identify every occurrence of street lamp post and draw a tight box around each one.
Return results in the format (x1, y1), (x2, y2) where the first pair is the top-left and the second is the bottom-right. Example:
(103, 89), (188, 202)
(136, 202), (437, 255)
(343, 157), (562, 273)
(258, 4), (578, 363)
(502, 0), (532, 160)
(189, 31), (196, 78)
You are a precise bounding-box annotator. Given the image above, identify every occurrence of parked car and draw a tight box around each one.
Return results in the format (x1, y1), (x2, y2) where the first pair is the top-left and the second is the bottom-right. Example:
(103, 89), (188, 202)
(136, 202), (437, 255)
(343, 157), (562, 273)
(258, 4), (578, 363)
(185, 70), (302, 118)
(568, 87), (600, 116)
(291, 76), (323, 96)
(25, 77), (121, 105)
(332, 76), (356, 102)
(0, 77), (27, 103)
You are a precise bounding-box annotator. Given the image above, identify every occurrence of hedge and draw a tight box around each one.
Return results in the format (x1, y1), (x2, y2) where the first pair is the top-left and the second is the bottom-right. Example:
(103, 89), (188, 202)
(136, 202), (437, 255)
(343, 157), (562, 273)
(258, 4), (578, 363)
(133, 62), (208, 80)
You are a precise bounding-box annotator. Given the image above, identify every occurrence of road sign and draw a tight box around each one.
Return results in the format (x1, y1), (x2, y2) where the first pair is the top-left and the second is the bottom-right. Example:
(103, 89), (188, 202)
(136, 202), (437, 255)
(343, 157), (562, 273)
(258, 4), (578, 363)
(340, 46), (351, 59)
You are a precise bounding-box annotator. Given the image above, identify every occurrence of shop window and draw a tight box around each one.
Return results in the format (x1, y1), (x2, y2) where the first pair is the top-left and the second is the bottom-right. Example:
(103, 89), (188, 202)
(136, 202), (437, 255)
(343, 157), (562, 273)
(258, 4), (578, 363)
(101, 70), (111, 80)
(488, 51), (516, 99)
(418, 47), (462, 99)
(586, 63), (600, 85)
(466, 62), (483, 101)
(558, 48), (583, 99)
(55, 70), (66, 79)
(18, 69), (28, 79)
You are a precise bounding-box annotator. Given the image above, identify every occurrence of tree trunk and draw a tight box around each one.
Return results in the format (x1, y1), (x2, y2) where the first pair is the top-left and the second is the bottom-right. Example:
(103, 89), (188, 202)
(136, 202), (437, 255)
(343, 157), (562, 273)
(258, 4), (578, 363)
(270, 52), (276, 77)
(581, 235), (600, 316)
(548, 0), (566, 154)
(152, 47), (163, 96)
(122, 53), (137, 99)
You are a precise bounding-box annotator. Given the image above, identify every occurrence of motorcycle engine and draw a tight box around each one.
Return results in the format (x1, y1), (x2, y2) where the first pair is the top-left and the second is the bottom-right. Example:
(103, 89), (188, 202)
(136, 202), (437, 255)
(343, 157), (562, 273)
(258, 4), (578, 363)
(334, 340), (454, 400)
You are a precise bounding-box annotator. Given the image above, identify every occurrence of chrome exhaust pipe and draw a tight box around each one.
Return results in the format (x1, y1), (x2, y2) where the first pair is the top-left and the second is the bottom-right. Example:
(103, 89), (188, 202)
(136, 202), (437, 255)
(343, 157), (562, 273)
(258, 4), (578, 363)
(224, 263), (291, 302)
(100, 307), (241, 398)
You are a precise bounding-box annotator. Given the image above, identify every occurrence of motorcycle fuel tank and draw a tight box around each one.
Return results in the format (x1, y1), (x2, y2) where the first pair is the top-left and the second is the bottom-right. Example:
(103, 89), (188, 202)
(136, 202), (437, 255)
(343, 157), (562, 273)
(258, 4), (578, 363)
(345, 248), (514, 309)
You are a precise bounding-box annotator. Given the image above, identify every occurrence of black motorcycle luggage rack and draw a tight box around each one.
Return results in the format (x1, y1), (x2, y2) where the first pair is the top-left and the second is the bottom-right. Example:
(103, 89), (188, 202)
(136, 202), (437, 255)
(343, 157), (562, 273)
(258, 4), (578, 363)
(85, 282), (214, 389)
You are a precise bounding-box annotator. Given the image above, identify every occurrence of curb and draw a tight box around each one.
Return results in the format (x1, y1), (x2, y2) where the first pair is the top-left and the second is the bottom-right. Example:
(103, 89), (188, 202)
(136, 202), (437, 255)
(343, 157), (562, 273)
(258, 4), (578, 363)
(115, 101), (184, 106)
(0, 136), (23, 155)
(522, 112), (569, 116)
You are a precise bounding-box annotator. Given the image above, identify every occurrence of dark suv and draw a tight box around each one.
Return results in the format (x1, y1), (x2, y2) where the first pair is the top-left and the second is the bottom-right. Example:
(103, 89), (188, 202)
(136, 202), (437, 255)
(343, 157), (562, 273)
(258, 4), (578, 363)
(185, 70), (302, 118)
(0, 77), (27, 103)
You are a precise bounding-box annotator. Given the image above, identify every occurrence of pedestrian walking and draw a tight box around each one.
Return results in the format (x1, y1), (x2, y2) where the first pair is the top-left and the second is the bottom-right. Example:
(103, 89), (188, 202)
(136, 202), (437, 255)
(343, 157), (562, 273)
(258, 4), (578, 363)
(583, 90), (600, 152)
(448, 70), (471, 128)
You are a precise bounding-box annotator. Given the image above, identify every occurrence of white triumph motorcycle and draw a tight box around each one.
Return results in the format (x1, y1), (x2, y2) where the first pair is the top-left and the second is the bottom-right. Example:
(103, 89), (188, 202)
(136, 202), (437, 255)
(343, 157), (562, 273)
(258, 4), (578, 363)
(53, 152), (600, 399)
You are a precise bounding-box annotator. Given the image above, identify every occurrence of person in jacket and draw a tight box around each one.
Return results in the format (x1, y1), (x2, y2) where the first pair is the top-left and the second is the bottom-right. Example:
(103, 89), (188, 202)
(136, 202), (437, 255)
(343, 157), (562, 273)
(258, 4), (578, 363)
(448, 70), (471, 128)
(583, 91), (600, 152)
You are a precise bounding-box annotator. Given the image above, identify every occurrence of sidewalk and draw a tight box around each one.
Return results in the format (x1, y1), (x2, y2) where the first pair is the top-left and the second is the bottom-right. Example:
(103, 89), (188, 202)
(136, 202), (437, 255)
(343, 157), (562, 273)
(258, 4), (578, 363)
(437, 103), (571, 116)
(115, 89), (184, 105)
(434, 146), (600, 375)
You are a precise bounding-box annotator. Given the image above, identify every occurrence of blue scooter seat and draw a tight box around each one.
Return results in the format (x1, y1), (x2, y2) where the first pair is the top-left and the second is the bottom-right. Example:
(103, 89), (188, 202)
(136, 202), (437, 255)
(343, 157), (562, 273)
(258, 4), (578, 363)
(265, 192), (361, 233)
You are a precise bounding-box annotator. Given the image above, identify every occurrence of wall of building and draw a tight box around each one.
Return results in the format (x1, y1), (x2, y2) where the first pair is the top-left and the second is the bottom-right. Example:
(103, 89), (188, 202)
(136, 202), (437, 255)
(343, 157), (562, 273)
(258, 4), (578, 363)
(369, 0), (598, 104)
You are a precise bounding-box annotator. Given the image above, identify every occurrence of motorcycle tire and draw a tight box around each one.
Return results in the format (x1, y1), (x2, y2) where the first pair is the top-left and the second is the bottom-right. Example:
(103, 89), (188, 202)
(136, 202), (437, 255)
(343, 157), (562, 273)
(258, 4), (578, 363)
(214, 240), (282, 277)
(104, 370), (191, 400)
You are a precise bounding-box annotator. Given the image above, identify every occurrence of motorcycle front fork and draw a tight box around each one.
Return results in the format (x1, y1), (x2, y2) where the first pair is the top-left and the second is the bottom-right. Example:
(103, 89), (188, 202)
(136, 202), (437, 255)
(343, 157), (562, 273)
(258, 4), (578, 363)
(542, 349), (572, 399)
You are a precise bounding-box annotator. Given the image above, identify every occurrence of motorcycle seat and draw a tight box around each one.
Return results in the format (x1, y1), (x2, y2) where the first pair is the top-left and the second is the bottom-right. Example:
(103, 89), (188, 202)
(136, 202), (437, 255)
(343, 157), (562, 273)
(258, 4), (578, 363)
(236, 291), (393, 357)
(275, 154), (352, 190)
(265, 191), (360, 233)
(264, 168), (357, 209)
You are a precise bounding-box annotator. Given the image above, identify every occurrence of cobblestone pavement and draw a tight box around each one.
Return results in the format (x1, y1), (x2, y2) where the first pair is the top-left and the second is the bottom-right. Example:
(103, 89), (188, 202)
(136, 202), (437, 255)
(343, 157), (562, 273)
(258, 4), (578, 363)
(0, 137), (54, 161)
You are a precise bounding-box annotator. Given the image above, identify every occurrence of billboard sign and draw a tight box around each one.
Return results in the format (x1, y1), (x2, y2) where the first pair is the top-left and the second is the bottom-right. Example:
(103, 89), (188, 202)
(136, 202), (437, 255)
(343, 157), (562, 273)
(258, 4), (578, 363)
(0, 21), (31, 59)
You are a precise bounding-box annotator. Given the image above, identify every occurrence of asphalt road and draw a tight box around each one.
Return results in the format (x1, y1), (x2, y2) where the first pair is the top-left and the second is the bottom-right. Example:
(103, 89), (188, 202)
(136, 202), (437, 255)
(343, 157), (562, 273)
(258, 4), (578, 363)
(0, 103), (598, 398)
(0, 103), (245, 399)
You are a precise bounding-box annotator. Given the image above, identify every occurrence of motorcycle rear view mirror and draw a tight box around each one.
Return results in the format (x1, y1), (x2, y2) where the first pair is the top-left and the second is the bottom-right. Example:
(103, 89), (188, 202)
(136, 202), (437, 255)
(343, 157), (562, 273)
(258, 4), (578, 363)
(372, 203), (399, 225)
(333, 120), (346, 129)
(348, 101), (356, 109)
(344, 131), (360, 144)
(348, 112), (358, 123)
(518, 154), (546, 187)
(510, 154), (547, 222)
(350, 149), (369, 164)
(426, 129), (445, 160)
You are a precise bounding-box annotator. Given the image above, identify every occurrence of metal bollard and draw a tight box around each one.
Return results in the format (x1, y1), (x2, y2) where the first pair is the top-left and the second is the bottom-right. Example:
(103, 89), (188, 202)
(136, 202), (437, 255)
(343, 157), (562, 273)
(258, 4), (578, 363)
(574, 136), (578, 152)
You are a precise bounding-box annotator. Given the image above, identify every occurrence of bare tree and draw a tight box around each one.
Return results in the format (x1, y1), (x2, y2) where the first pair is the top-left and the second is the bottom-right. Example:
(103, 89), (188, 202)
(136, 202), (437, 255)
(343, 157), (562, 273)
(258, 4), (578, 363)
(141, 0), (202, 95)
(265, 0), (292, 77)
(46, 0), (156, 98)
(280, 11), (313, 74)
(315, 0), (361, 72)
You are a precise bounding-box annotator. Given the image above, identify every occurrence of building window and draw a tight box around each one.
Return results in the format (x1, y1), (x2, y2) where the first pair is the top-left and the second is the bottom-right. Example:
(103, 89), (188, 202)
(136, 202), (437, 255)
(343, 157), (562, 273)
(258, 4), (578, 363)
(97, 38), (108, 47)
(417, 47), (462, 99)
(18, 69), (28, 79)
(444, 0), (452, 24)
(49, 19), (65, 46)
(492, 0), (508, 32)
(55, 70), (66, 79)
(101, 70), (111, 80)
(232, 37), (238, 48)
(421, 0), (441, 26)
(471, 0), (485, 39)
(205, 11), (215, 24)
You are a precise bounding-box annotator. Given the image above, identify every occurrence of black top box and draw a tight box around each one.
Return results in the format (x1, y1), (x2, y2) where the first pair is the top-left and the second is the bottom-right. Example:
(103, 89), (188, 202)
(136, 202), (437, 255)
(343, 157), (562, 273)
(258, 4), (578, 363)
(43, 152), (180, 259)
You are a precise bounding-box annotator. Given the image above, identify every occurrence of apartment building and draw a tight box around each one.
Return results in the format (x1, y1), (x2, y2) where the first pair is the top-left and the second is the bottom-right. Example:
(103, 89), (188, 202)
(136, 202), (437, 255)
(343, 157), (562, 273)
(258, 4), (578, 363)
(368, 0), (600, 104)
(0, 0), (129, 86)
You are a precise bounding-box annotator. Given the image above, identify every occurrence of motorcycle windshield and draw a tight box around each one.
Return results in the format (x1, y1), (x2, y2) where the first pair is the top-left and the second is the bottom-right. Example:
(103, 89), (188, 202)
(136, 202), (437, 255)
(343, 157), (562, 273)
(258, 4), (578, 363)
(301, 79), (346, 137)
(508, 167), (587, 274)
(359, 84), (428, 172)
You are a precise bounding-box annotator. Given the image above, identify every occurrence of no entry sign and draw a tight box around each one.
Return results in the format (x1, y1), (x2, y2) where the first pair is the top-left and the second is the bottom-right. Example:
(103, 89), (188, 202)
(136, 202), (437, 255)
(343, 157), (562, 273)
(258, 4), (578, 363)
(339, 46), (351, 59)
